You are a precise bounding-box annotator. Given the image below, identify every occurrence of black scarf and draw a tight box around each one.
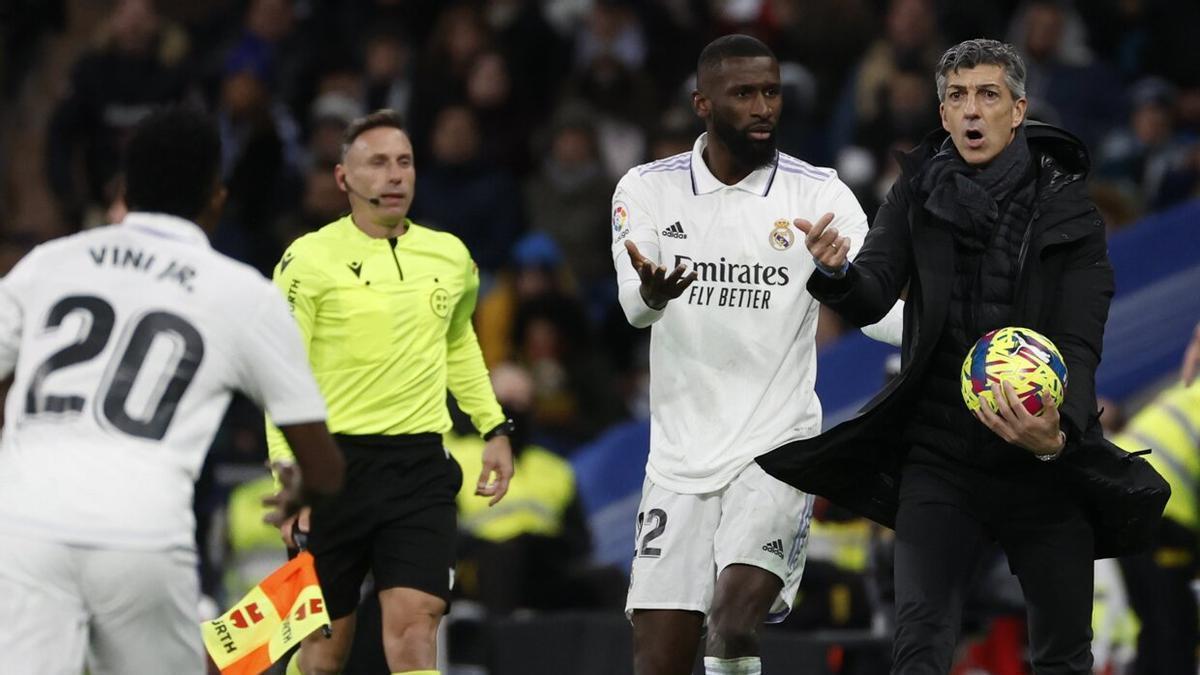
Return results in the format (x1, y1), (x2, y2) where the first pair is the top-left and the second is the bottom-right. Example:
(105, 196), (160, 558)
(918, 126), (1032, 249)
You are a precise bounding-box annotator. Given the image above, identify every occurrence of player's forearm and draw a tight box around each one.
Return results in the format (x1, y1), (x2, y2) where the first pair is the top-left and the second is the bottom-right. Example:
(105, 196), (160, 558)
(265, 419), (298, 470)
(278, 420), (345, 496)
(618, 277), (665, 328)
(861, 300), (905, 347)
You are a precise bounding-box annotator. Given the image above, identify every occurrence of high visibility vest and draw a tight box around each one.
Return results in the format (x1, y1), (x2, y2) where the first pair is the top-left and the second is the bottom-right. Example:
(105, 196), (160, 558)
(1112, 385), (1200, 529)
(446, 433), (577, 542)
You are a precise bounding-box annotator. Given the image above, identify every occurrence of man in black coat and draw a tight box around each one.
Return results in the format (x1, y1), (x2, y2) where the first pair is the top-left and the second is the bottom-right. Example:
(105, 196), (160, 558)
(758, 39), (1168, 674)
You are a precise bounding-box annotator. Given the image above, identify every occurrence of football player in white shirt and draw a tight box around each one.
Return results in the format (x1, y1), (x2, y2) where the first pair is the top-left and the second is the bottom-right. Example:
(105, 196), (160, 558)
(613, 36), (869, 675)
(0, 107), (345, 675)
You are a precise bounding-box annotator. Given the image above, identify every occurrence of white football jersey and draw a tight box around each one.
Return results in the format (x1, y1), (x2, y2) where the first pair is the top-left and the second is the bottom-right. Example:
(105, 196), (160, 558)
(613, 133), (868, 494)
(0, 213), (326, 550)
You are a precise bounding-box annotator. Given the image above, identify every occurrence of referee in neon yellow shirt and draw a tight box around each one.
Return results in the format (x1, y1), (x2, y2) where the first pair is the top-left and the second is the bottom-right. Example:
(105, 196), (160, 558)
(267, 109), (514, 675)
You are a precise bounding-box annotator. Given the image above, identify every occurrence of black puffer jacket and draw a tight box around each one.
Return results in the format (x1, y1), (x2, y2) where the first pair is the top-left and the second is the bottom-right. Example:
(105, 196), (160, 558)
(758, 122), (1169, 559)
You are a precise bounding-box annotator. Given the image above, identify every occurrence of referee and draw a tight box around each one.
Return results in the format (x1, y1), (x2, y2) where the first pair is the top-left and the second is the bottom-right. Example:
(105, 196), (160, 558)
(267, 109), (515, 675)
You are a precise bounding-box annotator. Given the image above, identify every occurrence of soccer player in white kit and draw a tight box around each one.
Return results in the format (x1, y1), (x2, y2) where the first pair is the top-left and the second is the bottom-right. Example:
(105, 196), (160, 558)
(614, 36), (868, 675)
(0, 108), (345, 675)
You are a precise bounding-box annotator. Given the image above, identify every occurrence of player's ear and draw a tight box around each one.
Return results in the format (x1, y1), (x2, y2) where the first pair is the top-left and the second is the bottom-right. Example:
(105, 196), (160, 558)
(692, 90), (710, 120)
(333, 164), (348, 193)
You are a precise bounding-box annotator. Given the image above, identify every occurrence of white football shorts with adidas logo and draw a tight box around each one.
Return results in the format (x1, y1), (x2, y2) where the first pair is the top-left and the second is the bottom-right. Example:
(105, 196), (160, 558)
(625, 461), (814, 621)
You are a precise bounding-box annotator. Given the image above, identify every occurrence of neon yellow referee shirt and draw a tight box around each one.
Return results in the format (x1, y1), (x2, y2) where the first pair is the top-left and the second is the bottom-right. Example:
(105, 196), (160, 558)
(266, 215), (504, 464)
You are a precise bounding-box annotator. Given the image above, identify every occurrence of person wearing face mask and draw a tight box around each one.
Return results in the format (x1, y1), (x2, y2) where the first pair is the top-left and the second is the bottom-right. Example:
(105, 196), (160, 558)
(758, 39), (1168, 674)
(266, 109), (515, 675)
(613, 34), (870, 675)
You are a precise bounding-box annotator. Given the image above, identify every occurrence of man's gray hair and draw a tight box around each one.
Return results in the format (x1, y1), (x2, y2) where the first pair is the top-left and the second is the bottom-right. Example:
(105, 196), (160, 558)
(935, 39), (1027, 102)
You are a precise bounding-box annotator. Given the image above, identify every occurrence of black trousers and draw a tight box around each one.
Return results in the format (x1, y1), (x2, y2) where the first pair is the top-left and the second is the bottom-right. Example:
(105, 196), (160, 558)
(1119, 517), (1199, 675)
(892, 460), (1095, 675)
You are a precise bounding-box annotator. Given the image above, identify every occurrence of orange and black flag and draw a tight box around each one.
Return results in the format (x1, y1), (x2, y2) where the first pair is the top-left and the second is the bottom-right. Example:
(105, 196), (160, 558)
(201, 551), (329, 675)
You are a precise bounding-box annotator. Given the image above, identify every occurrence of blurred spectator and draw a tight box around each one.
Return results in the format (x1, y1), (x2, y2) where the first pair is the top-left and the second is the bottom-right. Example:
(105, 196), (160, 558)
(1097, 77), (1198, 213)
(561, 3), (657, 178)
(770, 0), (877, 122)
(563, 54), (655, 178)
(511, 290), (625, 448)
(853, 65), (938, 168)
(362, 29), (414, 119)
(409, 2), (493, 160)
(1077, 0), (1200, 88)
(574, 0), (646, 72)
(46, 0), (192, 226)
(213, 54), (303, 273)
(524, 109), (615, 299)
(465, 49), (534, 174)
(484, 0), (572, 122)
(636, 0), (712, 103)
(646, 105), (702, 161)
(449, 362), (625, 615)
(477, 232), (578, 368)
(305, 91), (363, 166)
(272, 160), (345, 247)
(840, 64), (938, 212)
(1009, 0), (1125, 151)
(0, 0), (65, 97)
(210, 0), (315, 121)
(409, 104), (523, 275)
(1112, 384), (1200, 675)
(829, 0), (941, 157)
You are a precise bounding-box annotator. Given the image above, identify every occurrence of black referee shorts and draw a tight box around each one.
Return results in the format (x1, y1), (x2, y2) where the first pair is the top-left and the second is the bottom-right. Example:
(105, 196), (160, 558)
(303, 433), (463, 621)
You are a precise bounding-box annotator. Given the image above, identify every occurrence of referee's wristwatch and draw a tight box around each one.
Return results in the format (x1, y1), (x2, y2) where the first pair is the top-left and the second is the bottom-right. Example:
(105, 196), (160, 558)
(483, 418), (516, 441)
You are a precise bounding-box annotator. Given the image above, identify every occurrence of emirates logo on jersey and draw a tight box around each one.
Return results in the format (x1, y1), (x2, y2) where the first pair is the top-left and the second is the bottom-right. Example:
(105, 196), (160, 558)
(770, 219), (795, 251)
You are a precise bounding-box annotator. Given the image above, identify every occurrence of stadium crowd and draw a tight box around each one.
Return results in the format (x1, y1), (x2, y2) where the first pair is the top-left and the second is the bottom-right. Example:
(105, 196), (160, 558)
(2, 0), (1200, 673)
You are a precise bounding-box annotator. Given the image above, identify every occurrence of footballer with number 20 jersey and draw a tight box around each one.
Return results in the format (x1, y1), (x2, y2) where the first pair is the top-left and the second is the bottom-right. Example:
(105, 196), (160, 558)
(613, 133), (868, 494)
(0, 213), (327, 550)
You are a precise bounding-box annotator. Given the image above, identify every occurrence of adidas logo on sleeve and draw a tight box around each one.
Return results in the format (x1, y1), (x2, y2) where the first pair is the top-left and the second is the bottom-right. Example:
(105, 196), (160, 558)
(661, 222), (687, 239)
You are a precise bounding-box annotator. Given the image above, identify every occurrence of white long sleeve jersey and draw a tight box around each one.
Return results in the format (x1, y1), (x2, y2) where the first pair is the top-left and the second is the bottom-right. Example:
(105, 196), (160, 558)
(0, 213), (327, 550)
(613, 134), (867, 494)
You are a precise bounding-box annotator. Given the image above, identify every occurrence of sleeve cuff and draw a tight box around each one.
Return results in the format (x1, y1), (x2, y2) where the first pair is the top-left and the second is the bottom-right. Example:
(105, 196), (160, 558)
(815, 260), (850, 279)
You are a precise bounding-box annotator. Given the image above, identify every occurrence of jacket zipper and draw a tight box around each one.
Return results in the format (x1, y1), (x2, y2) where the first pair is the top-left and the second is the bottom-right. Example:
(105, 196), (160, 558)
(388, 237), (404, 280)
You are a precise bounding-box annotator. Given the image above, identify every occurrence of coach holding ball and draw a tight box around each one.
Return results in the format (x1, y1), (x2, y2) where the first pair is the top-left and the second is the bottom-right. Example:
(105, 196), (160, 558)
(758, 39), (1168, 674)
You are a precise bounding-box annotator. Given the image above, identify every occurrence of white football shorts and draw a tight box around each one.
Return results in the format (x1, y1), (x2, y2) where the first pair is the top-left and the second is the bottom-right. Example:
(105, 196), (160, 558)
(625, 461), (814, 622)
(0, 531), (205, 675)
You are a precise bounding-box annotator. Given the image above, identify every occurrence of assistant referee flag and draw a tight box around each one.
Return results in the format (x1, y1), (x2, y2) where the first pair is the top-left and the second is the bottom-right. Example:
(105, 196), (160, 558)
(201, 551), (329, 674)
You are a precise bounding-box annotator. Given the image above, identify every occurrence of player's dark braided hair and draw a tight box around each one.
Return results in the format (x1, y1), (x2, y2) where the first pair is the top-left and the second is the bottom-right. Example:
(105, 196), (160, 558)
(124, 105), (222, 220)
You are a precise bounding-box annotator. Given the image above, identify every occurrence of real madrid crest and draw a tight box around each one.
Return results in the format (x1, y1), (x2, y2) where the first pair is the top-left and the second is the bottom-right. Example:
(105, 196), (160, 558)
(769, 219), (794, 251)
